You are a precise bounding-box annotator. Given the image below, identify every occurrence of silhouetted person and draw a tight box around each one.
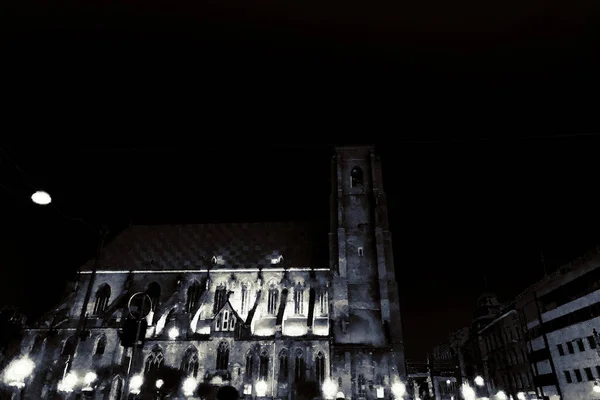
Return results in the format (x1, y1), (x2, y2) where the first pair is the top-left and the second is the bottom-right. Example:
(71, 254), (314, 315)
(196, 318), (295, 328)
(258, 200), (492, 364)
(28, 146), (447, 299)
(216, 385), (240, 400)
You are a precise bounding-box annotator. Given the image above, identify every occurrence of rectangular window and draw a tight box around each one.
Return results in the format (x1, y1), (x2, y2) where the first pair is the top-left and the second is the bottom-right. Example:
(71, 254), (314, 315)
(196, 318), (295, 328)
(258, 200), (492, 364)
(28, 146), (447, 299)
(577, 339), (585, 352)
(588, 336), (597, 349)
(241, 285), (248, 314)
(557, 344), (565, 356)
(317, 289), (328, 316)
(222, 311), (229, 330)
(268, 289), (279, 315)
(567, 342), (574, 354)
(574, 369), (582, 382)
(585, 367), (594, 381)
(564, 371), (572, 383)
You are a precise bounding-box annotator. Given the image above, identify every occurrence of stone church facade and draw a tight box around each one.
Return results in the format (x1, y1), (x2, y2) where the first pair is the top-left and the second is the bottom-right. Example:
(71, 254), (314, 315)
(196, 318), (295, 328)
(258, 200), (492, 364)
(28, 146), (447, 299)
(16, 146), (406, 399)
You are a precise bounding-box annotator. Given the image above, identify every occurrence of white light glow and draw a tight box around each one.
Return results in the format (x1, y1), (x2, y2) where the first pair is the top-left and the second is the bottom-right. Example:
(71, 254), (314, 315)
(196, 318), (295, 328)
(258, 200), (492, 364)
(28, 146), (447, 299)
(244, 384), (252, 395)
(31, 191), (51, 205)
(255, 380), (268, 397)
(322, 378), (338, 399)
(183, 377), (197, 396)
(335, 392), (345, 399)
(3, 357), (35, 387)
(461, 383), (476, 400)
(516, 392), (525, 400)
(156, 379), (164, 389)
(84, 372), (97, 385)
(594, 383), (600, 393)
(58, 372), (78, 393)
(391, 381), (406, 399)
(377, 387), (385, 398)
(168, 327), (179, 339)
(496, 390), (508, 399)
(475, 376), (484, 386)
(130, 375), (143, 394)
(446, 380), (452, 385)
(271, 256), (284, 264)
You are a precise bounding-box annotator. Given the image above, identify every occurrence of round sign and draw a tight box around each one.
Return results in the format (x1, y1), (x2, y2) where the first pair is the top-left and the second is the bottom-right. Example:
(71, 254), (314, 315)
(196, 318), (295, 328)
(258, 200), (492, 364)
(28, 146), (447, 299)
(128, 292), (153, 320)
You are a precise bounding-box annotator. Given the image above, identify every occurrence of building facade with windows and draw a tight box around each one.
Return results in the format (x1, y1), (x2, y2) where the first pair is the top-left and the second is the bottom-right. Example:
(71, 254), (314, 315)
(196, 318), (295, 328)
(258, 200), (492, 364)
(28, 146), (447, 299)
(516, 245), (600, 400)
(13, 146), (406, 400)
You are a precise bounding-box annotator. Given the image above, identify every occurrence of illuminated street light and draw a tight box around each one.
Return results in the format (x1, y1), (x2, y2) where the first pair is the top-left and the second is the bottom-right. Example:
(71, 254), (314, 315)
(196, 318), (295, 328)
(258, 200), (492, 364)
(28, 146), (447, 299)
(322, 378), (339, 399)
(130, 375), (143, 395)
(461, 383), (476, 400)
(31, 190), (51, 205)
(168, 327), (180, 340)
(255, 380), (268, 397)
(474, 376), (484, 387)
(58, 372), (78, 393)
(335, 391), (345, 400)
(446, 380), (452, 385)
(594, 382), (600, 393)
(3, 357), (35, 388)
(156, 379), (164, 389)
(516, 392), (526, 400)
(183, 377), (197, 396)
(391, 381), (406, 399)
(496, 390), (508, 400)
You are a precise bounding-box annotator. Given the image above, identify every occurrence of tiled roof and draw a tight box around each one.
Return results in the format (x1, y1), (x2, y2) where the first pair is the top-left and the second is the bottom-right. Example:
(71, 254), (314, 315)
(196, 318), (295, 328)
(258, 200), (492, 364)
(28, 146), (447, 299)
(82, 221), (327, 271)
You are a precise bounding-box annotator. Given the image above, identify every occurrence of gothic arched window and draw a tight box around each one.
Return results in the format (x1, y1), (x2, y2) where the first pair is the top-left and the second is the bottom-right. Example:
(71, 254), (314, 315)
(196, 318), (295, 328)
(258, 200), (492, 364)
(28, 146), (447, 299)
(214, 284), (227, 314)
(186, 280), (202, 313)
(62, 336), (77, 357)
(317, 288), (328, 316)
(181, 347), (200, 377)
(315, 351), (325, 383)
(259, 350), (270, 380)
(245, 350), (254, 380)
(294, 349), (305, 382)
(216, 342), (229, 370)
(267, 285), (279, 315)
(144, 346), (164, 375)
(146, 282), (161, 312)
(294, 285), (304, 315)
(350, 166), (363, 187)
(95, 335), (107, 356)
(278, 349), (289, 381)
(93, 284), (111, 315)
(241, 283), (250, 314)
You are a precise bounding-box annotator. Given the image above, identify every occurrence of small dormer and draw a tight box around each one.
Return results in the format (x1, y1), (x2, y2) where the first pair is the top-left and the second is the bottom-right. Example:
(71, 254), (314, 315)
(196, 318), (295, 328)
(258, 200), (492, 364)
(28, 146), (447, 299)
(213, 300), (243, 335)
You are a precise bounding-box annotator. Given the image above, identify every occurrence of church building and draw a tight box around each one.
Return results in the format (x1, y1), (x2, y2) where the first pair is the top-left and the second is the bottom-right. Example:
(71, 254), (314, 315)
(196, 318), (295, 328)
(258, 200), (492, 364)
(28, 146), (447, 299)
(15, 146), (406, 399)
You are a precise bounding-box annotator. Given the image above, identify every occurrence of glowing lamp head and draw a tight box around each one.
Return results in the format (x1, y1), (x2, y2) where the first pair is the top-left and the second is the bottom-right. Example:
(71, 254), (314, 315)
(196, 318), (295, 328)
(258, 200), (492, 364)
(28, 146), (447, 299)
(496, 390), (508, 399)
(255, 380), (268, 397)
(474, 376), (484, 386)
(156, 379), (164, 389)
(446, 380), (451, 385)
(183, 377), (197, 396)
(461, 383), (476, 400)
(31, 191), (51, 205)
(516, 392), (526, 400)
(84, 372), (97, 385)
(3, 357), (35, 386)
(391, 382), (406, 399)
(58, 372), (78, 393)
(594, 383), (600, 393)
(130, 375), (143, 394)
(168, 327), (180, 339)
(322, 378), (339, 399)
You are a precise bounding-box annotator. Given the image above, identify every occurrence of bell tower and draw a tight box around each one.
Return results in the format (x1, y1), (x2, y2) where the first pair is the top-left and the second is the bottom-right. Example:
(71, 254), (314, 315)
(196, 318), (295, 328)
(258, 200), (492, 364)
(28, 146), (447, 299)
(329, 146), (406, 398)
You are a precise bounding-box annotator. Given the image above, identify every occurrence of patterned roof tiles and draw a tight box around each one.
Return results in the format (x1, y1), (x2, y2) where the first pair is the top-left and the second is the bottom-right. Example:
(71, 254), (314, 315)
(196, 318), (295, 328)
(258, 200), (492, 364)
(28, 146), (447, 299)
(81, 221), (327, 271)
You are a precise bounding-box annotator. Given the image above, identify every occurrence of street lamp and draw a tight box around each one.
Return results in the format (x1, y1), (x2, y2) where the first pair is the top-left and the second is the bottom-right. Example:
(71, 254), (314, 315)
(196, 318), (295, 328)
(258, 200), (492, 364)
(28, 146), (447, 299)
(31, 190), (51, 205)
(322, 378), (338, 400)
(391, 381), (406, 399)
(461, 383), (476, 400)
(496, 390), (508, 400)
(168, 327), (180, 340)
(3, 356), (35, 399)
(255, 380), (268, 397)
(130, 374), (143, 395)
(58, 372), (78, 393)
(474, 376), (484, 387)
(183, 377), (197, 397)
(594, 382), (600, 393)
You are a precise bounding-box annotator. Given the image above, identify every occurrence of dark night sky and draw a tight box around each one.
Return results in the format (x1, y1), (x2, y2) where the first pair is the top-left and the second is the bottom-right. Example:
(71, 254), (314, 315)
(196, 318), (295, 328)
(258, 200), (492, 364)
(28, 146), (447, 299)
(1, 139), (599, 360)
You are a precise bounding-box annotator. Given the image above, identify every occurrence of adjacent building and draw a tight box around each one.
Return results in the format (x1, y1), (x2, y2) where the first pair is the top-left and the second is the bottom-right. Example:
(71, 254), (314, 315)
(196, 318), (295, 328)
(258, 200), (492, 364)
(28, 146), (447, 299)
(516, 245), (600, 400)
(5, 146), (407, 400)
